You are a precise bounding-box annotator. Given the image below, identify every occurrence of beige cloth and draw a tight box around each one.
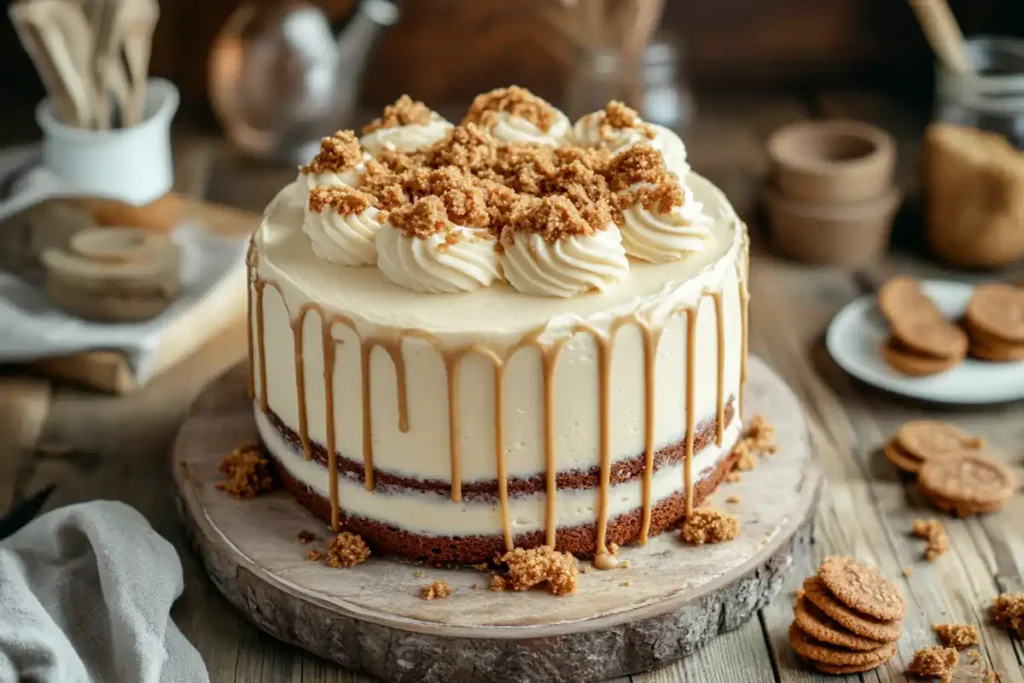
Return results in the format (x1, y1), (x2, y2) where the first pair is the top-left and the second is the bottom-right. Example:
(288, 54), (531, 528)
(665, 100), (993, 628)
(0, 501), (209, 683)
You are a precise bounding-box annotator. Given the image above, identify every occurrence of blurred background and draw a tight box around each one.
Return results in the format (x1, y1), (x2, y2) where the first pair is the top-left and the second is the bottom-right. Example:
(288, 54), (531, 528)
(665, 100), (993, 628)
(1, 0), (1022, 136)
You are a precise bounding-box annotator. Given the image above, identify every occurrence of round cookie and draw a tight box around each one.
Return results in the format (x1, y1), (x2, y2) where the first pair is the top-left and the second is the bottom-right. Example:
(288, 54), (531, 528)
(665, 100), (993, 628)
(802, 577), (903, 642)
(918, 452), (1016, 516)
(966, 283), (1024, 344)
(793, 597), (888, 651)
(788, 623), (897, 668)
(895, 421), (983, 462)
(883, 439), (922, 475)
(891, 316), (968, 360)
(969, 338), (1024, 363)
(881, 337), (961, 377)
(818, 556), (906, 622)
(878, 276), (938, 326)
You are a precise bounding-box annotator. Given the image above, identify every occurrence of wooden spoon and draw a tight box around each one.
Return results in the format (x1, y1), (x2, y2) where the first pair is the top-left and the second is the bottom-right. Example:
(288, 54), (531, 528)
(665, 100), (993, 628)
(115, 0), (159, 126)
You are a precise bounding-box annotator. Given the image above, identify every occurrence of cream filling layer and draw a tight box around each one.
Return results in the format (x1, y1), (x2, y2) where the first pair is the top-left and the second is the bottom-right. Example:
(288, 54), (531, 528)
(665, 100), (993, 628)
(258, 407), (741, 538)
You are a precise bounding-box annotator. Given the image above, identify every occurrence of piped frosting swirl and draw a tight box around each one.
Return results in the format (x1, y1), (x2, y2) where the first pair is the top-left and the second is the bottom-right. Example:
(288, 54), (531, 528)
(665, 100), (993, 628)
(360, 95), (454, 154)
(376, 197), (501, 293)
(303, 185), (382, 266)
(463, 86), (571, 146)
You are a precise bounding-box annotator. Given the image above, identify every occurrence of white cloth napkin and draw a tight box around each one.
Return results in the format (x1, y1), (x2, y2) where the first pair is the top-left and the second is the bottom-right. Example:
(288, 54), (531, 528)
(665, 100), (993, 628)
(0, 146), (248, 384)
(0, 501), (210, 683)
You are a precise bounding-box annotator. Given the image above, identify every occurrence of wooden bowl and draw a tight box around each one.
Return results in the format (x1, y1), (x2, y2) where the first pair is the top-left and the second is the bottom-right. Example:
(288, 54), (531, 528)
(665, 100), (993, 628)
(764, 186), (902, 267)
(768, 120), (896, 203)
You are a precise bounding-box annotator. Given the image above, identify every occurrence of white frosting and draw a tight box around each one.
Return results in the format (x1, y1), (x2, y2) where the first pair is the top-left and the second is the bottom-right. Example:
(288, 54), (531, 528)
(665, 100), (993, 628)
(483, 111), (571, 146)
(360, 115), (453, 154)
(302, 201), (382, 267)
(257, 406), (740, 537)
(618, 183), (713, 263)
(651, 124), (690, 177)
(571, 111), (652, 152)
(500, 225), (630, 298)
(376, 223), (501, 294)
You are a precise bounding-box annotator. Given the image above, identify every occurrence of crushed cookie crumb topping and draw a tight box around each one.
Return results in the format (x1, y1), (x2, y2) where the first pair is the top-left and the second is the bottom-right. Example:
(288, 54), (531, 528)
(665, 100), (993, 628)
(420, 580), (454, 600)
(463, 86), (558, 132)
(301, 130), (363, 174)
(308, 185), (376, 215)
(387, 196), (454, 239)
(491, 546), (578, 596)
(363, 95), (434, 134)
(327, 531), (370, 568)
(606, 143), (674, 191)
(216, 443), (275, 498)
(505, 194), (604, 244)
(680, 507), (740, 545)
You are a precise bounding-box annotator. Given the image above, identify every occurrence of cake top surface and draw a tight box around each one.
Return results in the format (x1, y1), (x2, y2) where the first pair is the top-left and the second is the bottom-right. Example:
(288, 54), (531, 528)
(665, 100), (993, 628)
(263, 86), (743, 340)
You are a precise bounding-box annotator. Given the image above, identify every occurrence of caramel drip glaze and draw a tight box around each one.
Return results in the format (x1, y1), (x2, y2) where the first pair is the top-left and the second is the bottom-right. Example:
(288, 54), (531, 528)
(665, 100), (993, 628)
(247, 239), (749, 560)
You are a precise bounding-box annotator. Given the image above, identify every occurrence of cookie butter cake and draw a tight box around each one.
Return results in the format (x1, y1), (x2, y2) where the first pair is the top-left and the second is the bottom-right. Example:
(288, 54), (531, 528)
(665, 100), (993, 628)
(247, 88), (750, 568)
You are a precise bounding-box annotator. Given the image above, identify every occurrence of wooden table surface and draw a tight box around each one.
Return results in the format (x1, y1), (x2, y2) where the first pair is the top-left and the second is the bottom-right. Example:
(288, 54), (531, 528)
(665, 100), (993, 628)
(2, 91), (1024, 683)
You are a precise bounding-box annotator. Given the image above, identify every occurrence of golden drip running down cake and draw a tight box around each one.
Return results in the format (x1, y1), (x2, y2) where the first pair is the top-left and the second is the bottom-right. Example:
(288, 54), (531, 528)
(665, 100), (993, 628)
(247, 87), (750, 568)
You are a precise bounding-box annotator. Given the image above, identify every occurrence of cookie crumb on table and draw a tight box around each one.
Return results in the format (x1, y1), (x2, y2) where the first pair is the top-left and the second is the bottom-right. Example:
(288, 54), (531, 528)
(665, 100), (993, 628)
(934, 623), (979, 649)
(327, 532), (370, 568)
(216, 442), (275, 498)
(413, 569), (424, 578)
(726, 494), (742, 504)
(306, 549), (322, 562)
(993, 593), (1024, 637)
(725, 471), (741, 483)
(420, 581), (453, 600)
(489, 546), (578, 596)
(297, 530), (316, 544)
(903, 567), (914, 577)
(912, 518), (950, 561)
(907, 646), (958, 682)
(680, 508), (740, 545)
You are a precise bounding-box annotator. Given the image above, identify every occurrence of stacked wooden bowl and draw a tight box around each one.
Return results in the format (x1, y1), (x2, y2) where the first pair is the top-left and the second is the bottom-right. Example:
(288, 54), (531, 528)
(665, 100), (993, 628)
(764, 121), (901, 267)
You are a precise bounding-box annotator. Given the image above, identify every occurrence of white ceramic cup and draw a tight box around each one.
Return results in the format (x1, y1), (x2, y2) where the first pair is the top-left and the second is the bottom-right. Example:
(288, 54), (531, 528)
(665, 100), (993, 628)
(35, 78), (180, 206)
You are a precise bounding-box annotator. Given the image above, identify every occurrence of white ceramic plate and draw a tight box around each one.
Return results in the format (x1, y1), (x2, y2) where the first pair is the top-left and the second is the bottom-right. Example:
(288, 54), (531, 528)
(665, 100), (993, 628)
(826, 280), (1024, 404)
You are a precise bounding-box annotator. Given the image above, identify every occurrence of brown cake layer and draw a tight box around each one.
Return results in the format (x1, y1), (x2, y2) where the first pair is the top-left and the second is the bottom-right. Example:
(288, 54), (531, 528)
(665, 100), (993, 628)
(265, 396), (735, 501)
(268, 441), (742, 564)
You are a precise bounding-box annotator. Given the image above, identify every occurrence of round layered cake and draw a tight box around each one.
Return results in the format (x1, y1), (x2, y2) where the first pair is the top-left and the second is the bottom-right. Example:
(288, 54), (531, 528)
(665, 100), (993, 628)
(248, 88), (749, 566)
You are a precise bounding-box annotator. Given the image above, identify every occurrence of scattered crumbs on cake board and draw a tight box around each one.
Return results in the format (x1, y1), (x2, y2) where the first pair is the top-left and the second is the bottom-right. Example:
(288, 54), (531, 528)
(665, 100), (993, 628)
(490, 546), (579, 596)
(934, 623), (980, 649)
(621, 579), (632, 587)
(620, 559), (632, 569)
(912, 518), (950, 562)
(296, 530), (317, 544)
(413, 569), (424, 578)
(306, 549), (323, 562)
(993, 593), (1024, 637)
(726, 494), (742, 504)
(327, 532), (370, 568)
(472, 563), (489, 572)
(725, 471), (741, 483)
(420, 581), (454, 600)
(907, 645), (958, 682)
(215, 442), (276, 498)
(580, 566), (590, 574)
(728, 414), (779, 473)
(903, 567), (914, 578)
(680, 508), (740, 545)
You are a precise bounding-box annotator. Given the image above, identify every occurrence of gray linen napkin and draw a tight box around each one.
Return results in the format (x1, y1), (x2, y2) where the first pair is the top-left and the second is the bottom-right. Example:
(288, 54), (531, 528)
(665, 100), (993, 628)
(0, 501), (209, 683)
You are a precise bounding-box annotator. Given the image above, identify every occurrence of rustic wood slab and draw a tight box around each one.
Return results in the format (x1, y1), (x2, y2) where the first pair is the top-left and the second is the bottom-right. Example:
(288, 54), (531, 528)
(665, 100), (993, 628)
(172, 356), (822, 683)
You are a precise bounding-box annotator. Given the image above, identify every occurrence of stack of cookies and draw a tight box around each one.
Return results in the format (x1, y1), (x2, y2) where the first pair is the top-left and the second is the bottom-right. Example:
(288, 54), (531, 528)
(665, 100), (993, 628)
(882, 420), (983, 475)
(877, 276), (1024, 377)
(963, 283), (1024, 362)
(878, 277), (968, 377)
(790, 556), (903, 675)
(882, 420), (1017, 517)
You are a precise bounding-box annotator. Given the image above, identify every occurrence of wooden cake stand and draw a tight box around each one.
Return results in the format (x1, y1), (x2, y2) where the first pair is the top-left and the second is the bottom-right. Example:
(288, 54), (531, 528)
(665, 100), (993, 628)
(172, 356), (822, 683)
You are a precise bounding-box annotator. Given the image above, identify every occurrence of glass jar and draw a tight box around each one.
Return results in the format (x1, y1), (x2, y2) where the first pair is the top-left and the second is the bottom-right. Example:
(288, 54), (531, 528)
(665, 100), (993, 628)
(564, 34), (695, 130)
(934, 37), (1024, 147)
